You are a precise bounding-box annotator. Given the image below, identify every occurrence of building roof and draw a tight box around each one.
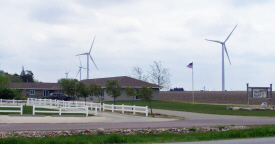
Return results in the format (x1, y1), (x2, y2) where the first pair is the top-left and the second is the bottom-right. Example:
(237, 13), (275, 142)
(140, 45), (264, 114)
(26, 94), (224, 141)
(9, 82), (61, 90)
(81, 76), (161, 88)
(9, 76), (161, 89)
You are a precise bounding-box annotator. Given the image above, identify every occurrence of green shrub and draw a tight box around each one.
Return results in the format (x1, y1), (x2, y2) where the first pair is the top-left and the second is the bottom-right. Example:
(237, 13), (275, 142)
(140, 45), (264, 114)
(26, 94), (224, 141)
(0, 88), (16, 99)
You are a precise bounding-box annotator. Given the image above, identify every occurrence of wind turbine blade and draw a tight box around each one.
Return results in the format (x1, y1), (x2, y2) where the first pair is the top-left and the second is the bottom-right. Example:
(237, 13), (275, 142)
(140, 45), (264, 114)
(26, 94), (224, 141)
(224, 44), (231, 65)
(205, 39), (223, 44)
(76, 69), (80, 77)
(79, 56), (82, 67)
(224, 25), (237, 43)
(76, 53), (88, 56)
(89, 35), (96, 54)
(90, 55), (98, 70)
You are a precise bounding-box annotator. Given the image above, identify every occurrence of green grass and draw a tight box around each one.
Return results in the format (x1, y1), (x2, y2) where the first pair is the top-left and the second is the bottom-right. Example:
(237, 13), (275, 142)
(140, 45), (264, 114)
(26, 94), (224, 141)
(0, 106), (92, 116)
(103, 101), (275, 117)
(1, 125), (275, 143)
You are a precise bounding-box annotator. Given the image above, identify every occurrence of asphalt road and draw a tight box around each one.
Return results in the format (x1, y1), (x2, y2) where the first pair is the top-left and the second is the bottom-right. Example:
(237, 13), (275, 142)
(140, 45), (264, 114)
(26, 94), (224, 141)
(0, 109), (275, 131)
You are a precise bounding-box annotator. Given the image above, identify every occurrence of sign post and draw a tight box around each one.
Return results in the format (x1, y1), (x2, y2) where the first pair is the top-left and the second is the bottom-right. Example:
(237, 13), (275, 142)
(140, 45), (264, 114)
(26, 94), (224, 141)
(25, 95), (26, 106)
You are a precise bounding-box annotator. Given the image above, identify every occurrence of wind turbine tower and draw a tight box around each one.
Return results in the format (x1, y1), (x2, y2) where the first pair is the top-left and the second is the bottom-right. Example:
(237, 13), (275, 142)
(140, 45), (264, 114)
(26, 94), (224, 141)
(205, 25), (237, 91)
(65, 68), (70, 79)
(76, 56), (86, 81)
(76, 36), (98, 79)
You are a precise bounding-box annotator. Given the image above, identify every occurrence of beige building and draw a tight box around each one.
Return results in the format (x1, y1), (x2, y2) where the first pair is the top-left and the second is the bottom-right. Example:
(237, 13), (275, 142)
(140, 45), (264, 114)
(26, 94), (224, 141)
(9, 76), (161, 101)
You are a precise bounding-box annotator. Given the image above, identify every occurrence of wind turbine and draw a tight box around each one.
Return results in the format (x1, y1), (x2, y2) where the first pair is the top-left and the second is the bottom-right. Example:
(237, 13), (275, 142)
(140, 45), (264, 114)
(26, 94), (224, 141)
(76, 56), (86, 81)
(205, 25), (237, 91)
(65, 68), (70, 79)
(76, 36), (98, 79)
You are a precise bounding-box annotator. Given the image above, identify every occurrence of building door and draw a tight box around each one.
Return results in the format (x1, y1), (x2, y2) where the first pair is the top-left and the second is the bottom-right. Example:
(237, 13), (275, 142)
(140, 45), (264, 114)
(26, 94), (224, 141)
(43, 90), (49, 96)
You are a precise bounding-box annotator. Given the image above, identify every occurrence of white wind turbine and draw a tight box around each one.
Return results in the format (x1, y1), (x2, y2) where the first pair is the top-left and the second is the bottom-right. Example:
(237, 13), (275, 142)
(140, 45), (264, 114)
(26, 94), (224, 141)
(76, 56), (86, 81)
(76, 36), (98, 79)
(205, 25), (237, 91)
(65, 68), (70, 79)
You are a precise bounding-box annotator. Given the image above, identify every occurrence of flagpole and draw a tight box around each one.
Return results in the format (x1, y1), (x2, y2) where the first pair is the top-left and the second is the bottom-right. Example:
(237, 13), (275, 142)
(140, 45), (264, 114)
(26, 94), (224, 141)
(192, 61), (194, 105)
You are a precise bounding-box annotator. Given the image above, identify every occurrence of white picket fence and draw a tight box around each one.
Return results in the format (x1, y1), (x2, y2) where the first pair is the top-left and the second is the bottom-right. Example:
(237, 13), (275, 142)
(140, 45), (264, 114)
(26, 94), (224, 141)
(0, 105), (23, 115)
(33, 105), (90, 117)
(27, 98), (101, 111)
(0, 98), (100, 116)
(0, 99), (27, 106)
(103, 103), (148, 116)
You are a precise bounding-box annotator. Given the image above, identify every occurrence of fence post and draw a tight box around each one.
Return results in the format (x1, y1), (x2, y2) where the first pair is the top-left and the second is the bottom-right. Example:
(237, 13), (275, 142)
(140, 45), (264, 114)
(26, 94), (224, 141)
(103, 103), (105, 111)
(94, 106), (97, 116)
(33, 105), (35, 115)
(146, 106), (148, 117)
(133, 105), (135, 115)
(0, 99), (2, 105)
(112, 104), (114, 112)
(99, 103), (101, 111)
(13, 99), (15, 105)
(122, 104), (124, 114)
(20, 105), (23, 115)
(86, 106), (88, 117)
(59, 107), (61, 115)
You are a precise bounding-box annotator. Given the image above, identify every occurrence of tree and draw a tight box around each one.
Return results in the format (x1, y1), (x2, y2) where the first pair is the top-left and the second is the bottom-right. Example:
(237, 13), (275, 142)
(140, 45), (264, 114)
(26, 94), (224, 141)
(105, 80), (122, 105)
(0, 70), (4, 75)
(131, 66), (148, 81)
(0, 75), (10, 92)
(20, 67), (34, 82)
(148, 61), (171, 90)
(89, 83), (102, 103)
(59, 79), (76, 101)
(6, 74), (23, 82)
(125, 86), (137, 105)
(139, 85), (154, 115)
(75, 82), (90, 102)
(58, 78), (78, 83)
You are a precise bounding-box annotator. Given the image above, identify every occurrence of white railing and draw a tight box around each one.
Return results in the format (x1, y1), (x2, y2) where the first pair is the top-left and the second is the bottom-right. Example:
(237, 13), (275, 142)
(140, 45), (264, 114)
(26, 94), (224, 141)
(26, 98), (101, 111)
(0, 105), (23, 115)
(0, 98), (99, 116)
(32, 105), (89, 117)
(103, 103), (148, 116)
(0, 99), (27, 106)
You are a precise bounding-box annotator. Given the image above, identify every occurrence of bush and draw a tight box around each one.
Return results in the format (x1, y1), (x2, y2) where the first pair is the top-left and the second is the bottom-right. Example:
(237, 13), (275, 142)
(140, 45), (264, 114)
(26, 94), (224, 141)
(0, 88), (16, 99)
(0, 88), (24, 99)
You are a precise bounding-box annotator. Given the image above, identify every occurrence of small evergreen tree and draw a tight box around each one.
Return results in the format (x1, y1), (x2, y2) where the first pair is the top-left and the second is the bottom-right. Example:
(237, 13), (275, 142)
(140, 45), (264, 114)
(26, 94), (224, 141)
(75, 82), (90, 102)
(125, 86), (137, 105)
(139, 85), (154, 115)
(105, 80), (122, 105)
(89, 83), (102, 103)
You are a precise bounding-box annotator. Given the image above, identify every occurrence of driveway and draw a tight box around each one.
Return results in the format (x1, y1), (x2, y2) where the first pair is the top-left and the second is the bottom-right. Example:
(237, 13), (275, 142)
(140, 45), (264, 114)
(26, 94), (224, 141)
(0, 109), (274, 131)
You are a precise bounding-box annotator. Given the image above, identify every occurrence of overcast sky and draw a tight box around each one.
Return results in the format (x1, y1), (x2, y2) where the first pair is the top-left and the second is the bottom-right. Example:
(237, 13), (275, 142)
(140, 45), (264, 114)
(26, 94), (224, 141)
(0, 0), (274, 91)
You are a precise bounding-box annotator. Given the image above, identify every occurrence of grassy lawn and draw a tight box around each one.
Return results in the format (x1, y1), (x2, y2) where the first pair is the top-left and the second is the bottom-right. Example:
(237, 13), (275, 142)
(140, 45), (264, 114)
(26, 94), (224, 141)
(0, 106), (92, 116)
(0, 125), (275, 143)
(103, 101), (275, 117)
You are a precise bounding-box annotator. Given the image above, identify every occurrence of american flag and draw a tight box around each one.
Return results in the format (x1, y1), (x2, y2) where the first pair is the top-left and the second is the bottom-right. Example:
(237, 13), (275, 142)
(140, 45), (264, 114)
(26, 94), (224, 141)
(187, 62), (193, 68)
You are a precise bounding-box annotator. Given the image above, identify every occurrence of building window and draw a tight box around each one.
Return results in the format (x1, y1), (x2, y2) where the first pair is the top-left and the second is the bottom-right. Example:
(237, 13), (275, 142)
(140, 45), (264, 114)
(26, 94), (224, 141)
(43, 90), (49, 96)
(30, 90), (35, 95)
(135, 89), (140, 100)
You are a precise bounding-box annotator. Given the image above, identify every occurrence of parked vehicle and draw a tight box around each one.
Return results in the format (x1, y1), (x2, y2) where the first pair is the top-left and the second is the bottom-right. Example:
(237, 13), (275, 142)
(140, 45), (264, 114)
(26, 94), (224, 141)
(49, 93), (70, 101)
